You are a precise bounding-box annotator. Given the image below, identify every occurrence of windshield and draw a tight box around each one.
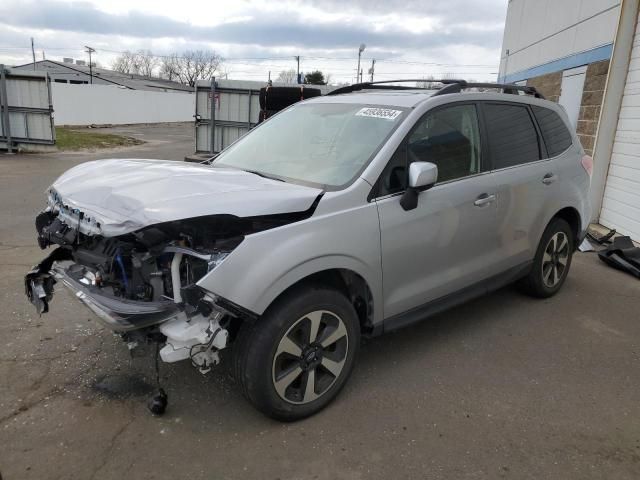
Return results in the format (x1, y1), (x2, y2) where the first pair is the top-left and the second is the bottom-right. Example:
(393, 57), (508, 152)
(214, 103), (406, 188)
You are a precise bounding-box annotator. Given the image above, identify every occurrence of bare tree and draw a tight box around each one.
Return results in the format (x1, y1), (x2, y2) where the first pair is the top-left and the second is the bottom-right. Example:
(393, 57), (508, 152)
(160, 54), (180, 81)
(276, 69), (297, 84)
(135, 50), (158, 77)
(175, 50), (222, 87)
(416, 75), (438, 89)
(112, 50), (158, 76)
(416, 73), (459, 89)
(114, 49), (221, 85)
(112, 51), (136, 74)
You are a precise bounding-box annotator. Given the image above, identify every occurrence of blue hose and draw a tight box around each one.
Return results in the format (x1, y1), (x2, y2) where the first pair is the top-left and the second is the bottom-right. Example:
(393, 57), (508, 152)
(115, 249), (129, 292)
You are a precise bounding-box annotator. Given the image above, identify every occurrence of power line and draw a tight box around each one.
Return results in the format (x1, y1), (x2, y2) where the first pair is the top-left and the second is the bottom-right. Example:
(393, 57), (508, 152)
(0, 44), (498, 68)
(0, 42), (498, 83)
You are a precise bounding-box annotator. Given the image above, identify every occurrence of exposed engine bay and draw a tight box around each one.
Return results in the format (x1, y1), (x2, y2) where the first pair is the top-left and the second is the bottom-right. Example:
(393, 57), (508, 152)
(25, 186), (317, 374)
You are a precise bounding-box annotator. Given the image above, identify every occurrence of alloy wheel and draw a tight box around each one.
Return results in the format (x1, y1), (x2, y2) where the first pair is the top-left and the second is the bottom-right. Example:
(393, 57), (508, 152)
(272, 310), (349, 404)
(542, 231), (569, 288)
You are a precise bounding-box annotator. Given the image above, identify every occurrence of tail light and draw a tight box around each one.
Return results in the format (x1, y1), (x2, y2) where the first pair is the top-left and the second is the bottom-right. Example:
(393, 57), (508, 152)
(581, 155), (593, 178)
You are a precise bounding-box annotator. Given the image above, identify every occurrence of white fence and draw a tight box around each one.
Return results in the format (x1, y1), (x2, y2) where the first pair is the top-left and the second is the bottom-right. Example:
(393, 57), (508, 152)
(51, 83), (195, 126)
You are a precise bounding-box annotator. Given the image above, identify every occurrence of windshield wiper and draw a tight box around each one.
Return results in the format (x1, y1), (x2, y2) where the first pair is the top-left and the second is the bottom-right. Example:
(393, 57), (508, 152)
(242, 169), (285, 182)
(211, 163), (286, 182)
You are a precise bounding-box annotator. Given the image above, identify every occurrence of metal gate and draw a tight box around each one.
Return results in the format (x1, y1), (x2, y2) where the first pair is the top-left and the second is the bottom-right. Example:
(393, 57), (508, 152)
(193, 79), (334, 154)
(0, 65), (55, 152)
(194, 78), (262, 154)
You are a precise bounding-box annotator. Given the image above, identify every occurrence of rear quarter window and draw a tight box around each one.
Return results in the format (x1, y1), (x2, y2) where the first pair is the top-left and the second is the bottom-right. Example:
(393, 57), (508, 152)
(484, 103), (541, 169)
(531, 106), (573, 157)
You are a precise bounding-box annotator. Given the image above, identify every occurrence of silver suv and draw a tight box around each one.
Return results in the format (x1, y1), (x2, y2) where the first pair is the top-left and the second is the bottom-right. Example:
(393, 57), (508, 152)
(25, 80), (592, 420)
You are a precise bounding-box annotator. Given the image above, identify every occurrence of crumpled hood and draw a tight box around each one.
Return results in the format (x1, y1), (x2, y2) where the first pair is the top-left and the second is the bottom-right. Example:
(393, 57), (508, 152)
(48, 159), (322, 236)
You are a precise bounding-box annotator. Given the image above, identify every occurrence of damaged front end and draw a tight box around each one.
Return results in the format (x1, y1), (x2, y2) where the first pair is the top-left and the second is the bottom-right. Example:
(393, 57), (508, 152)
(25, 156), (323, 376)
(24, 200), (283, 372)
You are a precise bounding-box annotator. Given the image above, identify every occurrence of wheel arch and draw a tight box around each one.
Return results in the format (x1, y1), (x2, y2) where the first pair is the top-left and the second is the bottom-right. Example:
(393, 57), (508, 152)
(551, 206), (582, 247)
(263, 267), (377, 337)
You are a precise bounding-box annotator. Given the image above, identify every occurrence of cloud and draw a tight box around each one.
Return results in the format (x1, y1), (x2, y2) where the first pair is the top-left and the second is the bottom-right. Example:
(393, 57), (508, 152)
(295, 0), (508, 23)
(0, 0), (504, 51)
(0, 0), (504, 82)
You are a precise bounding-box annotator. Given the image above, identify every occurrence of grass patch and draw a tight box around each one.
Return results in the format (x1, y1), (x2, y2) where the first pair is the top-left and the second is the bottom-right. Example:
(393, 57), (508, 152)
(55, 127), (144, 151)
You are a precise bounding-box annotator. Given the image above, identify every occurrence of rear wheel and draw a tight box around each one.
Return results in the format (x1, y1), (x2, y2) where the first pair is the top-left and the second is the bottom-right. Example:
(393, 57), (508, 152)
(519, 218), (574, 298)
(233, 285), (360, 421)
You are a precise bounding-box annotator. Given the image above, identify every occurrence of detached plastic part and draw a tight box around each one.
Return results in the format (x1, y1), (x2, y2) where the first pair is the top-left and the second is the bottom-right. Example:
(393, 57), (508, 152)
(25, 273), (55, 314)
(24, 247), (72, 315)
(598, 236), (640, 279)
(159, 310), (229, 374)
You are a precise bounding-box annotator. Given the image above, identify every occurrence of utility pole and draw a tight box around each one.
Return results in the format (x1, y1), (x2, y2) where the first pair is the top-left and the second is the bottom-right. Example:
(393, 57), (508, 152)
(294, 56), (300, 84)
(31, 38), (36, 69)
(369, 59), (376, 82)
(502, 49), (510, 83)
(356, 44), (366, 84)
(85, 46), (95, 84)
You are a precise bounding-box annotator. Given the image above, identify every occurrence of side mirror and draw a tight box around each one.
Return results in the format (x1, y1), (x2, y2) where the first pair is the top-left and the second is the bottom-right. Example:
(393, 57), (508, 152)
(400, 162), (438, 211)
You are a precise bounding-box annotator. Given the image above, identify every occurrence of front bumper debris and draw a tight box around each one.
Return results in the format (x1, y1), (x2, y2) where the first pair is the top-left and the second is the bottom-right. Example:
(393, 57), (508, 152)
(25, 247), (71, 314)
(55, 264), (181, 331)
(24, 247), (181, 331)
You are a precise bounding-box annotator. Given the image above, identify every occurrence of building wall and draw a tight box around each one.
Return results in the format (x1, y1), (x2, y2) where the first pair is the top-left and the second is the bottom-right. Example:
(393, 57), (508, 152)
(576, 60), (610, 155)
(51, 83), (195, 126)
(499, 0), (620, 83)
(524, 60), (609, 156)
(525, 71), (562, 102)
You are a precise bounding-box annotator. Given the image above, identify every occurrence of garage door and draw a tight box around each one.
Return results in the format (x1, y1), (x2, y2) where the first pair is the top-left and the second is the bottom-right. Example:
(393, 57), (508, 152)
(600, 11), (640, 241)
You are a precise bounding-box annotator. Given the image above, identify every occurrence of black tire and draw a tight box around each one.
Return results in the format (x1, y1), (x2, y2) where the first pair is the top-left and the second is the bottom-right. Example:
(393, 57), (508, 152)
(519, 218), (575, 298)
(258, 109), (279, 123)
(302, 88), (321, 98)
(259, 87), (269, 110)
(233, 285), (360, 421)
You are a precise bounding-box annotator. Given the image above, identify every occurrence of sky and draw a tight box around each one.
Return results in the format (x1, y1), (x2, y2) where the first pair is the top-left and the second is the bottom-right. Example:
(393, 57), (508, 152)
(0, 0), (508, 84)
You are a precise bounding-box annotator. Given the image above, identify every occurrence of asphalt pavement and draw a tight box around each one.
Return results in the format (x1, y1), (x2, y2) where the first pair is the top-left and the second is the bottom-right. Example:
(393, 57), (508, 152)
(1, 123), (639, 479)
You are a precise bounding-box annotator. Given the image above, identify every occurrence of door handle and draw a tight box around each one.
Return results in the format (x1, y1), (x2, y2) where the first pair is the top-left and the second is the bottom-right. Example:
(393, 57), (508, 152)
(542, 173), (557, 185)
(474, 193), (496, 207)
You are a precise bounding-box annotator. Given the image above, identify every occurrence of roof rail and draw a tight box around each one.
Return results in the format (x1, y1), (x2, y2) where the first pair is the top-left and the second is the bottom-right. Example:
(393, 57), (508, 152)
(326, 79), (463, 96)
(432, 80), (545, 99)
(326, 79), (545, 99)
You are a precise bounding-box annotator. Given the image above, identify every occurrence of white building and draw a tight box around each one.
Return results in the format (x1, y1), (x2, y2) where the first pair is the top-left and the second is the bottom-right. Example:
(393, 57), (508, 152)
(12, 59), (193, 93)
(499, 0), (640, 241)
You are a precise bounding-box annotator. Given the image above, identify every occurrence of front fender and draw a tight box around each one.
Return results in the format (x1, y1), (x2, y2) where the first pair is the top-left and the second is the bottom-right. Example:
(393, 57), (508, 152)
(196, 201), (383, 325)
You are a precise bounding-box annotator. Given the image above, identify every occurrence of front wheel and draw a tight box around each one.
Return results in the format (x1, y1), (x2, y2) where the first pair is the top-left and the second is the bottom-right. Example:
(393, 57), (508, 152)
(519, 218), (574, 298)
(233, 285), (360, 421)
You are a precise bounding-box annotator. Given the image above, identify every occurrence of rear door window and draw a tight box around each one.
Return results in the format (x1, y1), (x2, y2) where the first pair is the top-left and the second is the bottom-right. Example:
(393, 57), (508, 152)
(531, 106), (573, 157)
(483, 103), (541, 169)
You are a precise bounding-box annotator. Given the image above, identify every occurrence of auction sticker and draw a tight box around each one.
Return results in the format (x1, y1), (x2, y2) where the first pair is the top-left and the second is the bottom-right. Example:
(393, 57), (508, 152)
(356, 107), (402, 120)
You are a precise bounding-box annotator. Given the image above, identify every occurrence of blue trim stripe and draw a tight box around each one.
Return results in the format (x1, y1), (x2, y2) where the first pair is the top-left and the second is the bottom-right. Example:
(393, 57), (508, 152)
(501, 43), (613, 83)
